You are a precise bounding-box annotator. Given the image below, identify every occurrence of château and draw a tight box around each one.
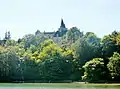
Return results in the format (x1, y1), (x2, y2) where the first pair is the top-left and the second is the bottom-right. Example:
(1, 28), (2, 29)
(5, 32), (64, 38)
(43, 18), (67, 38)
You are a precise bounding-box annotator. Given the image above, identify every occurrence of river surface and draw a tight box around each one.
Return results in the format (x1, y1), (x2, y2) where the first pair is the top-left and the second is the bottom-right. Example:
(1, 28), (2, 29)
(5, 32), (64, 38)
(0, 83), (120, 89)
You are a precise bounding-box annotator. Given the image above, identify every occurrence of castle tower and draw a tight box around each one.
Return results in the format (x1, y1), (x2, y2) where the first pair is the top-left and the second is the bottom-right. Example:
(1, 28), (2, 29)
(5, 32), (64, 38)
(54, 18), (67, 37)
(60, 18), (66, 28)
(59, 18), (67, 36)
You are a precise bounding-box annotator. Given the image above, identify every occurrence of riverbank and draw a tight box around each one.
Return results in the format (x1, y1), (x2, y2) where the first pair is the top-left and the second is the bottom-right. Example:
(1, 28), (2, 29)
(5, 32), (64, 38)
(0, 82), (120, 87)
(0, 83), (120, 89)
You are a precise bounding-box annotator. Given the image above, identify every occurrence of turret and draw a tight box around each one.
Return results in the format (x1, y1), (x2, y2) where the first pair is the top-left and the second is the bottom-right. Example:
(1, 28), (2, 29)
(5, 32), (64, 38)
(60, 18), (66, 28)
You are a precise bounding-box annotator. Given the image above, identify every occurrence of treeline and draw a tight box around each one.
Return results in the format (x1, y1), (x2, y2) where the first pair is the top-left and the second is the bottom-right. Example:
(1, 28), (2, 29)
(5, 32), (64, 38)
(0, 27), (120, 83)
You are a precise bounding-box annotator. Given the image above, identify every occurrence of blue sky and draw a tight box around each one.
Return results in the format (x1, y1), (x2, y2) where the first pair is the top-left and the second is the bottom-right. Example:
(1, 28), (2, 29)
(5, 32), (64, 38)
(0, 0), (120, 40)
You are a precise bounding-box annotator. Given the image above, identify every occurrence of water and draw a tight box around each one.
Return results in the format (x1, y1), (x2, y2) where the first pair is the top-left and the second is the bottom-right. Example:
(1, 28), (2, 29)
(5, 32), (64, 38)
(0, 83), (119, 89)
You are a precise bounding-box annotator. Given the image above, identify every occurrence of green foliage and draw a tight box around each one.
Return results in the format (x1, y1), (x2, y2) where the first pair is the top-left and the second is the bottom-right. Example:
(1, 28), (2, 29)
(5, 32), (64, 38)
(84, 32), (101, 46)
(82, 58), (106, 82)
(66, 27), (82, 43)
(84, 32), (102, 58)
(101, 35), (117, 58)
(4, 31), (11, 41)
(22, 34), (48, 49)
(39, 55), (73, 81)
(101, 31), (120, 58)
(0, 51), (20, 81)
(72, 39), (95, 65)
(0, 28), (120, 83)
(71, 37), (101, 81)
(40, 39), (54, 49)
(107, 52), (120, 80)
(36, 40), (74, 81)
(20, 57), (40, 81)
(70, 59), (82, 81)
(32, 40), (63, 62)
(110, 31), (120, 45)
(5, 40), (17, 46)
(60, 27), (83, 48)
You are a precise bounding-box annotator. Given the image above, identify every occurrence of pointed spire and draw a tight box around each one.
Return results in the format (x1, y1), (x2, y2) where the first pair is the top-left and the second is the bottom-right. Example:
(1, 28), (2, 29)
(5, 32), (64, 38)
(8, 31), (11, 40)
(60, 18), (66, 28)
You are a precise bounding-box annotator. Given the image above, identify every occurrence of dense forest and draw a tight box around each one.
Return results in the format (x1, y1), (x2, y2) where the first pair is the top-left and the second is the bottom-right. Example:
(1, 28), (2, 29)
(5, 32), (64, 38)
(0, 27), (120, 83)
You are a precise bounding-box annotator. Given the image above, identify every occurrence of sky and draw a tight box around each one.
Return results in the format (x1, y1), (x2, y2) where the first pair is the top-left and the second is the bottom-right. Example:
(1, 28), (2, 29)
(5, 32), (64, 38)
(0, 0), (120, 40)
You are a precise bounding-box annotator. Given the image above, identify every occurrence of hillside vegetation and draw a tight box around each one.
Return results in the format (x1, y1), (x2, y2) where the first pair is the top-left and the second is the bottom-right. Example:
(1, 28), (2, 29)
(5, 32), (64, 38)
(0, 28), (120, 83)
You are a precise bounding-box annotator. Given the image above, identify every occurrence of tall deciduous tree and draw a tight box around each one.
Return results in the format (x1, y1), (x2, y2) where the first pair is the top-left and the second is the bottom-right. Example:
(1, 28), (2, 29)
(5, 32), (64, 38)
(66, 27), (83, 43)
(82, 58), (106, 82)
(72, 39), (95, 66)
(107, 52), (120, 80)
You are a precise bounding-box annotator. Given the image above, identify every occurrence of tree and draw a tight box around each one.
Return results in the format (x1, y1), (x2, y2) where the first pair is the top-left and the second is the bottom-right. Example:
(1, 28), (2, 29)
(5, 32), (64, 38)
(0, 51), (20, 81)
(20, 57), (40, 81)
(101, 35), (117, 58)
(101, 31), (120, 58)
(66, 27), (83, 43)
(83, 32), (100, 46)
(4, 31), (8, 40)
(72, 39), (95, 66)
(110, 31), (120, 45)
(39, 55), (73, 81)
(100, 32), (120, 80)
(5, 40), (16, 46)
(107, 52), (120, 81)
(83, 32), (102, 57)
(37, 40), (62, 61)
(4, 31), (11, 41)
(71, 38), (99, 80)
(0, 53), (10, 81)
(36, 40), (74, 81)
(22, 34), (48, 49)
(82, 58), (106, 82)
(7, 31), (11, 40)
